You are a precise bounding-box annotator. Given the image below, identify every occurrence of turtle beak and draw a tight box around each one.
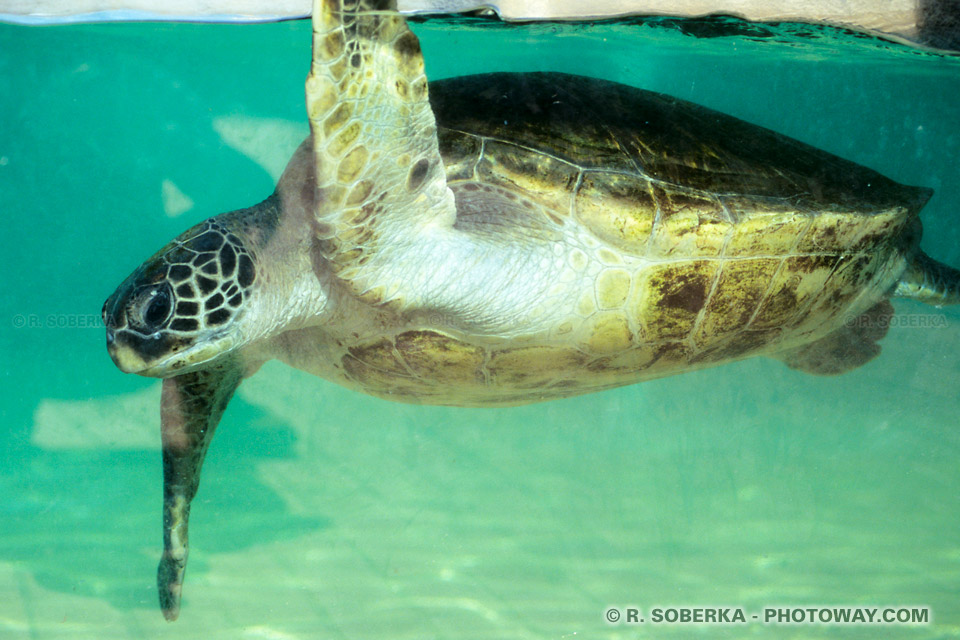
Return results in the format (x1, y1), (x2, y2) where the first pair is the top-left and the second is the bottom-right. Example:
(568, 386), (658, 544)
(106, 338), (139, 373)
(103, 292), (150, 374)
(104, 327), (135, 371)
(107, 336), (154, 374)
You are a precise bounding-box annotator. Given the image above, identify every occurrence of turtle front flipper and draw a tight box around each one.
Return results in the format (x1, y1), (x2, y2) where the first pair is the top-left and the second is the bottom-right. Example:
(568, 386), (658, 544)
(307, 0), (456, 306)
(157, 359), (243, 621)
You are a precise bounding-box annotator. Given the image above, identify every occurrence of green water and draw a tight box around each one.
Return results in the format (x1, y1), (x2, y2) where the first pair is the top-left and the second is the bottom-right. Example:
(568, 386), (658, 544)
(1, 14), (959, 639)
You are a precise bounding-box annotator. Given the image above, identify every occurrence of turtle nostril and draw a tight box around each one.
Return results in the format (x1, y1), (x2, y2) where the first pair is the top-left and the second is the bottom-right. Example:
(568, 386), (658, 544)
(106, 328), (116, 346)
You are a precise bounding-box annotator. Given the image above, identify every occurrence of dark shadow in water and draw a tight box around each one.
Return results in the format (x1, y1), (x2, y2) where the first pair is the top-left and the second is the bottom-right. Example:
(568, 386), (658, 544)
(0, 397), (328, 612)
(413, 13), (960, 58)
(920, 0), (960, 50)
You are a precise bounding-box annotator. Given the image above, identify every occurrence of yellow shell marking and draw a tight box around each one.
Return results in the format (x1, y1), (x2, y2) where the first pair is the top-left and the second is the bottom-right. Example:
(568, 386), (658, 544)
(596, 268), (631, 309)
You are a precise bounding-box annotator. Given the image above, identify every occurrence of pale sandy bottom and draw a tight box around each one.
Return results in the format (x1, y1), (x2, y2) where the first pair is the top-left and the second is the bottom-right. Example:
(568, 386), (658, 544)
(6, 301), (959, 640)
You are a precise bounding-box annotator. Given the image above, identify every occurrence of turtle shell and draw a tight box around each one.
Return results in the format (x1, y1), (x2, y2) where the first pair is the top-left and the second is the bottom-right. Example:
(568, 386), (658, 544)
(305, 73), (933, 406)
(431, 72), (928, 219)
(431, 72), (929, 270)
(428, 72), (929, 360)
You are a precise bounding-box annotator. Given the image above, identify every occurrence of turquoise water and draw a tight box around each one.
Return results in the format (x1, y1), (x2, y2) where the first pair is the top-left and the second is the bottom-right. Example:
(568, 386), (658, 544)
(1, 14), (959, 639)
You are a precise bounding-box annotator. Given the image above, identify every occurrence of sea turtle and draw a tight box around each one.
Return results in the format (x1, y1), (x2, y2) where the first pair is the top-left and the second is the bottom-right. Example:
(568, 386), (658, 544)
(102, 0), (958, 621)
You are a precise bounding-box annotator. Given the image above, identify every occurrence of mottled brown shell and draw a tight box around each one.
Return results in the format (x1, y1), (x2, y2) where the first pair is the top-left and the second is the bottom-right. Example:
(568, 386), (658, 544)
(429, 72), (929, 371)
(432, 73), (928, 258)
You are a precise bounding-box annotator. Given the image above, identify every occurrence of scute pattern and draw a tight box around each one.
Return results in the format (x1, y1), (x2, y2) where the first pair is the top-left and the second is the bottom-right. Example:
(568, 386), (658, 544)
(152, 221), (257, 335)
(307, 0), (456, 307)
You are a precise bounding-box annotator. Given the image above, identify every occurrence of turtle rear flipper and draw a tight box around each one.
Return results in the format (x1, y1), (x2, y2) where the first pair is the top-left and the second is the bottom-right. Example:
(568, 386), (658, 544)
(775, 300), (894, 375)
(779, 250), (960, 375)
(157, 360), (244, 621)
(894, 251), (960, 306)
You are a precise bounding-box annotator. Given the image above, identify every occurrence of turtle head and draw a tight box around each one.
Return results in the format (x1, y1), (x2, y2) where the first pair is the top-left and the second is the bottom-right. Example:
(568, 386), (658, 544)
(103, 220), (258, 377)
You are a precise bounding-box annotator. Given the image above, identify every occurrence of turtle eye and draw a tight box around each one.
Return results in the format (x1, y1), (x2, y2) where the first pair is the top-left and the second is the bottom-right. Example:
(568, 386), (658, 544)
(130, 284), (174, 332)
